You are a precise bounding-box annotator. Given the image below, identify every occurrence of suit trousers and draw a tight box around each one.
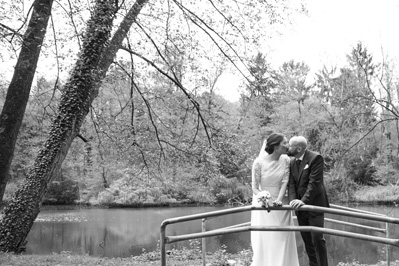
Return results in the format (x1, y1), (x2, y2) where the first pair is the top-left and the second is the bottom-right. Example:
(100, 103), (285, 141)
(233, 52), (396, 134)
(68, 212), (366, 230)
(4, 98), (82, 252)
(296, 211), (328, 266)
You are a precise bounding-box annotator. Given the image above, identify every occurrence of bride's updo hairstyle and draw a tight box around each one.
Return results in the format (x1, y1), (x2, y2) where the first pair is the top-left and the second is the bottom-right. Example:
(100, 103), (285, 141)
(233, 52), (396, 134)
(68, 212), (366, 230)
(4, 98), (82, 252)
(265, 133), (285, 154)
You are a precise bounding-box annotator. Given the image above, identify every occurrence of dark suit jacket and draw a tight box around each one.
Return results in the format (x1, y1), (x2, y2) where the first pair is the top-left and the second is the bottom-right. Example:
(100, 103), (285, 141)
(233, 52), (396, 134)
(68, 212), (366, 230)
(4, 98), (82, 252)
(288, 150), (329, 209)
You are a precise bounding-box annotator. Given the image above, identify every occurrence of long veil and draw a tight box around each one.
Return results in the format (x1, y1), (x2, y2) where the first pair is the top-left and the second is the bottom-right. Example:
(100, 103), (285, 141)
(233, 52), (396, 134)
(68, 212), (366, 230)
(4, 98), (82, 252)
(258, 139), (268, 158)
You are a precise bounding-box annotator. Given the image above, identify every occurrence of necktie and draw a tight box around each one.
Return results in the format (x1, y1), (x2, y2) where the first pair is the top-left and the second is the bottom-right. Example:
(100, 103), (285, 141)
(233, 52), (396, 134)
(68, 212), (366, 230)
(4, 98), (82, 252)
(296, 159), (301, 171)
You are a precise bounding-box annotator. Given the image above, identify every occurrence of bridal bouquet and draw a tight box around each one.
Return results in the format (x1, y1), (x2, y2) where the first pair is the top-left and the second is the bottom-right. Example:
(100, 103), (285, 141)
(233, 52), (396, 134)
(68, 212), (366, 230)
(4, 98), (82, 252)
(257, 191), (283, 212)
(257, 191), (271, 212)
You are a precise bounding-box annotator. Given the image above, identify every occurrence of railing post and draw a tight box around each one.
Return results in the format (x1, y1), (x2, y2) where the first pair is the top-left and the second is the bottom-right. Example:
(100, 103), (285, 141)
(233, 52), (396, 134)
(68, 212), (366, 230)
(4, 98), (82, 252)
(161, 222), (167, 266)
(386, 222), (391, 266)
(202, 218), (207, 266)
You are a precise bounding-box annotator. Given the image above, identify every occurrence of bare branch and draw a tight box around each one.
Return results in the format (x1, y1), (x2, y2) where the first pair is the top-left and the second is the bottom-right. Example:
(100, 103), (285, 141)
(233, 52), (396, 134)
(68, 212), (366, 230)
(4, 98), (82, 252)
(207, 0), (246, 41)
(120, 45), (212, 145)
(76, 134), (88, 142)
(340, 118), (398, 157)
(54, 0), (82, 48)
(0, 23), (23, 39)
(159, 138), (198, 156)
(45, 14), (61, 110)
(66, 0), (82, 49)
(172, 0), (251, 83)
(14, 2), (35, 41)
(353, 49), (399, 118)
(112, 60), (166, 159)
(319, 104), (339, 128)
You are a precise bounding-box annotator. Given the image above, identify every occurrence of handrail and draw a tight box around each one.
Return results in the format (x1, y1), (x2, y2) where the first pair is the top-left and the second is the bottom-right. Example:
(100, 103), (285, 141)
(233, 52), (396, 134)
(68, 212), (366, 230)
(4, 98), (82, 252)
(323, 218), (386, 233)
(166, 225), (399, 247)
(295, 205), (399, 223)
(161, 205), (399, 227)
(160, 206), (251, 227)
(210, 218), (387, 234)
(330, 204), (387, 217)
(160, 205), (399, 266)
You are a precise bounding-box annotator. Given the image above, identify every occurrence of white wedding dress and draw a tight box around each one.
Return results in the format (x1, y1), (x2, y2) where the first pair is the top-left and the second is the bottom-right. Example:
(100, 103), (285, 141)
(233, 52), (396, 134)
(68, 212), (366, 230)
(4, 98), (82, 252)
(251, 154), (299, 266)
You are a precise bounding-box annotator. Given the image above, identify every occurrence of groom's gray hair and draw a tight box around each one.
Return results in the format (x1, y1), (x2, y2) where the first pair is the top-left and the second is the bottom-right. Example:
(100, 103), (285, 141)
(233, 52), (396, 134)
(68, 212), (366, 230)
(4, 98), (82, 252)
(290, 136), (307, 148)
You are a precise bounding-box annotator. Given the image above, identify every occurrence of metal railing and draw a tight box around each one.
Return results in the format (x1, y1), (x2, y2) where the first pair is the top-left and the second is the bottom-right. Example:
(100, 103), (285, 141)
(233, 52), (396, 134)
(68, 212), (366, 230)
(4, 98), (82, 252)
(200, 204), (390, 266)
(160, 204), (399, 266)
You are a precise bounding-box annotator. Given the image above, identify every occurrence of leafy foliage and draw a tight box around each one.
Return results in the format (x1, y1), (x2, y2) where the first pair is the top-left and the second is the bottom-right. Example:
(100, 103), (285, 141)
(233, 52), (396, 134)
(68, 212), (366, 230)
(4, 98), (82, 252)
(1, 0), (398, 212)
(43, 179), (79, 205)
(5, 41), (399, 206)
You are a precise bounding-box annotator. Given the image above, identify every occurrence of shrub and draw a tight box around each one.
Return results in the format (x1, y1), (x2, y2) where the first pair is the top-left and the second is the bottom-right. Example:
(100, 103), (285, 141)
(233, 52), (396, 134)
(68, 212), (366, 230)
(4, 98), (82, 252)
(353, 185), (399, 203)
(236, 248), (253, 266)
(43, 179), (79, 204)
(188, 187), (217, 204)
(324, 168), (358, 202)
(133, 239), (202, 262)
(208, 245), (230, 266)
(345, 157), (376, 185)
(209, 176), (251, 204)
(373, 164), (399, 185)
(96, 190), (114, 204)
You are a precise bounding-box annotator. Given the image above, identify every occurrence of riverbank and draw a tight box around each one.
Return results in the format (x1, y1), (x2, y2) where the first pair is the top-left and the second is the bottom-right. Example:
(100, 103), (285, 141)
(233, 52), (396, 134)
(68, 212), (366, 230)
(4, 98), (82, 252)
(0, 200), (225, 210)
(1, 184), (397, 210)
(1, 199), (395, 212)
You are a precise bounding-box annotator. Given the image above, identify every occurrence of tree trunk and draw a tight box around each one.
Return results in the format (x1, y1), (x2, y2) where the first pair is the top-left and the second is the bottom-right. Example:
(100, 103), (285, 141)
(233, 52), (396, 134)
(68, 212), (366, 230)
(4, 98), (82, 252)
(96, 0), (149, 89)
(0, 0), (54, 202)
(0, 0), (114, 252)
(0, 0), (148, 253)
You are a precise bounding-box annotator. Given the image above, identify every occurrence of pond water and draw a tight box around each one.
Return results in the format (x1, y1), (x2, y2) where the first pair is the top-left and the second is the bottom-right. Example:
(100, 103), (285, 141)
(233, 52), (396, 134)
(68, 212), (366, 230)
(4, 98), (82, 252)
(25, 204), (399, 265)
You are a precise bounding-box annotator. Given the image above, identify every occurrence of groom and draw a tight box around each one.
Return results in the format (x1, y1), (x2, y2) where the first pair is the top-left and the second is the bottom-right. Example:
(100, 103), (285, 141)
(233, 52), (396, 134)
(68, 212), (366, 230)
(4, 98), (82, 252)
(287, 136), (329, 266)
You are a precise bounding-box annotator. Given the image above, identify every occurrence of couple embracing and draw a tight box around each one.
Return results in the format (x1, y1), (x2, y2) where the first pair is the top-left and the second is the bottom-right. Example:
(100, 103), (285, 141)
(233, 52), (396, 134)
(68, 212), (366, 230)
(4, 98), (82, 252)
(251, 133), (329, 266)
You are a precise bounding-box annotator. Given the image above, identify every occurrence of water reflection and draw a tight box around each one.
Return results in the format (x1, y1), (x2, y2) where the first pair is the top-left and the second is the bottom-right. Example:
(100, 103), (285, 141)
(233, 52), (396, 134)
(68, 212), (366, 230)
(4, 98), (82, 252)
(25, 205), (398, 265)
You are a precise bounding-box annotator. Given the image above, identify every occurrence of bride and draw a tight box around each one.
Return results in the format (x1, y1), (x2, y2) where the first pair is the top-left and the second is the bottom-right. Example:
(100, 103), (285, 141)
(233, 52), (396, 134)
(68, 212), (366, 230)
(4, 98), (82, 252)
(251, 133), (299, 266)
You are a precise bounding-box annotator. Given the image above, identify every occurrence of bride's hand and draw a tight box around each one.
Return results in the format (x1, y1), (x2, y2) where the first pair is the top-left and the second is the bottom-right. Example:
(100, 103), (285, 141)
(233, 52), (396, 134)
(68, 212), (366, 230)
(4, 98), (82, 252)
(272, 200), (282, 206)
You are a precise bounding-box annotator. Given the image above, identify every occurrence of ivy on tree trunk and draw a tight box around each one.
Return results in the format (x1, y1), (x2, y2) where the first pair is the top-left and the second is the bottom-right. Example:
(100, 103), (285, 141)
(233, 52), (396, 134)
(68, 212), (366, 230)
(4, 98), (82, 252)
(0, 0), (149, 253)
(0, 0), (116, 252)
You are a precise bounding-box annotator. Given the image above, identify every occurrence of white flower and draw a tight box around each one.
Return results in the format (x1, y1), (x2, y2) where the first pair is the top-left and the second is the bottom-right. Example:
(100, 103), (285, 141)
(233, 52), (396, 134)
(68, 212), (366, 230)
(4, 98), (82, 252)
(258, 190), (271, 200)
(257, 190), (271, 211)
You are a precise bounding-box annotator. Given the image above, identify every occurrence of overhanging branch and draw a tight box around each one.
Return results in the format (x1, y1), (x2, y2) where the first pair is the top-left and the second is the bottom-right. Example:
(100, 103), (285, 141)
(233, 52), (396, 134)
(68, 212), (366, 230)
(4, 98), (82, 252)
(120, 46), (212, 145)
(172, 0), (251, 83)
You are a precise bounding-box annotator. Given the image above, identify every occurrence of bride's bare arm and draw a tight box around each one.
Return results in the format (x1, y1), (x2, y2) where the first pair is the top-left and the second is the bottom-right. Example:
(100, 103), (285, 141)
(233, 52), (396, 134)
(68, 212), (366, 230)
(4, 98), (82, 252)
(276, 182), (288, 202)
(252, 160), (261, 195)
(276, 155), (290, 203)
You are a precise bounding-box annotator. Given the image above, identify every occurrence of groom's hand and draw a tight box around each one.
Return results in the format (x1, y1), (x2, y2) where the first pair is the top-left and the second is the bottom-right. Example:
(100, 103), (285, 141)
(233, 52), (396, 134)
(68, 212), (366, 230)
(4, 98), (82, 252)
(290, 199), (304, 209)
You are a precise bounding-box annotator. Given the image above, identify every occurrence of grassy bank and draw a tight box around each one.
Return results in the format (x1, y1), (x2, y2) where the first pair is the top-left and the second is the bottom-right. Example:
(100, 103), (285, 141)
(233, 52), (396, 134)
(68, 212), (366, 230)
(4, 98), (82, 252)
(1, 252), (399, 266)
(353, 185), (399, 204)
(0, 246), (248, 266)
(0, 253), (210, 266)
(0, 236), (397, 266)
